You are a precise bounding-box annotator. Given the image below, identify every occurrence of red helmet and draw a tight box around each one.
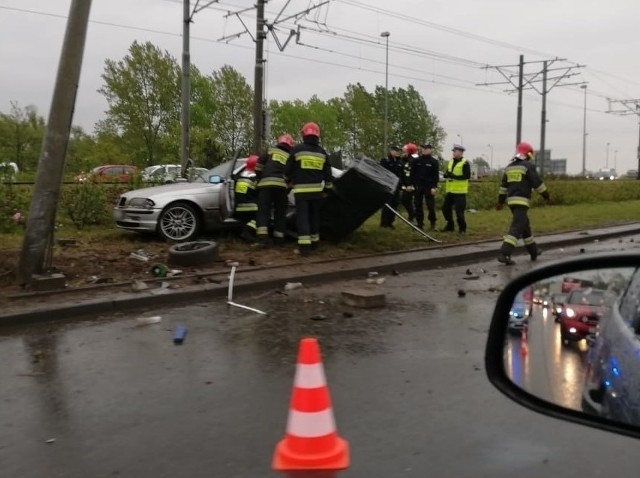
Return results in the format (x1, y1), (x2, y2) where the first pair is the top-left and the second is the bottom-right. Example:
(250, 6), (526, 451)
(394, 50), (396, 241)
(245, 154), (259, 172)
(403, 143), (418, 156)
(301, 122), (320, 138)
(516, 142), (534, 159)
(277, 134), (294, 148)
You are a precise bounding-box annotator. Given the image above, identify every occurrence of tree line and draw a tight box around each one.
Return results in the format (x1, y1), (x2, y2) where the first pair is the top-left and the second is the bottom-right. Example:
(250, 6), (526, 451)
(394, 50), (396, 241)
(0, 40), (446, 173)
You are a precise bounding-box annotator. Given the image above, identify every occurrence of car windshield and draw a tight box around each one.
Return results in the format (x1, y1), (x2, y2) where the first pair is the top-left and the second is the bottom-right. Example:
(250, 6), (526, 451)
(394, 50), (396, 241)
(567, 289), (616, 307)
(553, 294), (567, 303)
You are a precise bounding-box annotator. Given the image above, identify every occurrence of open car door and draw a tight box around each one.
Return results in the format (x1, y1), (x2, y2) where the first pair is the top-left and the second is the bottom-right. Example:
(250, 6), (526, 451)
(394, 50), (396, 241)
(219, 152), (245, 222)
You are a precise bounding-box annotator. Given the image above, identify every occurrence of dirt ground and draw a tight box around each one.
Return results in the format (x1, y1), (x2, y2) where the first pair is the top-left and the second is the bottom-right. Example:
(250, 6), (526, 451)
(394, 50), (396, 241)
(0, 235), (355, 303)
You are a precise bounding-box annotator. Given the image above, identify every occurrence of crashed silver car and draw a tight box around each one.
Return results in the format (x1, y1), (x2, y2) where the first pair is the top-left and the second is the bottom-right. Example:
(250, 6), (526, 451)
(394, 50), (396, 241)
(114, 159), (247, 241)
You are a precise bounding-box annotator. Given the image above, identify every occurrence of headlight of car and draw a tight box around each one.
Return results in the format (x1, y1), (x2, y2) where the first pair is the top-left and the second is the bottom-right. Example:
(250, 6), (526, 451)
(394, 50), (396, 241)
(128, 198), (155, 208)
(565, 307), (576, 318)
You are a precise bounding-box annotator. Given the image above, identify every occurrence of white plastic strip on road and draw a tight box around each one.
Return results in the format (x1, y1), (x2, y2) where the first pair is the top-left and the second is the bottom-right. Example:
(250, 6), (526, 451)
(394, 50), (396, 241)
(294, 363), (327, 389)
(227, 266), (236, 302)
(286, 409), (336, 437)
(227, 301), (267, 315)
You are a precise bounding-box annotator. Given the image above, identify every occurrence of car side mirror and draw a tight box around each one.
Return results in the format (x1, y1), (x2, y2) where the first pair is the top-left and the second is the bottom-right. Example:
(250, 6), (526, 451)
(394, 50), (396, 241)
(485, 253), (640, 440)
(209, 175), (223, 184)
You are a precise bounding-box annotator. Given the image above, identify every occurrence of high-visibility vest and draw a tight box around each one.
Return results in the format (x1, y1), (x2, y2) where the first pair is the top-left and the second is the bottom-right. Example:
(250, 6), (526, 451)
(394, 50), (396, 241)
(445, 159), (469, 194)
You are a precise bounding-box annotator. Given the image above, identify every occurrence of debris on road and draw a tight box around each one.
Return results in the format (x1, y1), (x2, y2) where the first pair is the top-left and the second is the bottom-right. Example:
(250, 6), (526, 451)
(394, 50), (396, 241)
(45, 438), (56, 445)
(310, 314), (328, 321)
(173, 325), (187, 345)
(225, 260), (240, 267)
(392, 269), (400, 276)
(463, 275), (480, 280)
(57, 238), (77, 247)
(86, 275), (112, 284)
(226, 265), (267, 314)
(366, 277), (386, 285)
(284, 282), (303, 291)
(341, 289), (385, 308)
(342, 311), (354, 318)
(457, 289), (466, 297)
(131, 280), (149, 292)
(136, 315), (162, 325)
(368, 271), (379, 278)
(150, 263), (169, 278)
(129, 249), (152, 262)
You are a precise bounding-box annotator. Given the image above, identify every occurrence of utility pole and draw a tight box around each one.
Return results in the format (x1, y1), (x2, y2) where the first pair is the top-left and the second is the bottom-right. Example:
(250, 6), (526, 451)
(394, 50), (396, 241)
(18, 0), (93, 286)
(253, 0), (266, 153)
(181, 0), (191, 175)
(606, 99), (640, 179)
(580, 84), (587, 176)
(516, 54), (524, 144)
(481, 57), (584, 177)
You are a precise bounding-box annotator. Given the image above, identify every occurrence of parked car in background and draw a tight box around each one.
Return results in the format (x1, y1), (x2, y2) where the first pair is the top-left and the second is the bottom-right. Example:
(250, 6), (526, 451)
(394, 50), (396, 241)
(559, 287), (617, 345)
(508, 286), (533, 334)
(142, 164), (182, 183)
(596, 168), (617, 180)
(625, 169), (638, 179)
(76, 164), (138, 183)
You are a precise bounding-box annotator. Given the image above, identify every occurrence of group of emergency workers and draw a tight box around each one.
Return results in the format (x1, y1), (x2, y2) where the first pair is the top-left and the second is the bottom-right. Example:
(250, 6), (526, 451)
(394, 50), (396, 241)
(233, 121), (550, 265)
(233, 122), (332, 257)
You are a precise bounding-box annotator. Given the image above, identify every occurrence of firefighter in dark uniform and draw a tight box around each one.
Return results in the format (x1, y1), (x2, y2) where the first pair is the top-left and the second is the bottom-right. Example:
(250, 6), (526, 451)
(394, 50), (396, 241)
(236, 154), (259, 242)
(255, 134), (295, 246)
(400, 143), (419, 222)
(409, 143), (440, 230)
(496, 141), (550, 265)
(379, 145), (403, 228)
(284, 122), (333, 256)
(441, 144), (471, 234)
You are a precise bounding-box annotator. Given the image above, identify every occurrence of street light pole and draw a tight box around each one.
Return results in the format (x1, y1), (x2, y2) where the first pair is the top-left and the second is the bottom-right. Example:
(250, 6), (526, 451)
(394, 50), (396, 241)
(457, 134), (463, 146)
(381, 31), (390, 156)
(614, 149), (618, 171)
(580, 84), (587, 176)
(487, 143), (494, 170)
(606, 142), (610, 168)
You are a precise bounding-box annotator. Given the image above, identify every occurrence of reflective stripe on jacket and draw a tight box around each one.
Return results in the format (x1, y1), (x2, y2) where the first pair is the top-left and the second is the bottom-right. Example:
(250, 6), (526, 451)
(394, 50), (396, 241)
(256, 146), (289, 188)
(285, 140), (333, 197)
(498, 158), (547, 207)
(235, 176), (258, 212)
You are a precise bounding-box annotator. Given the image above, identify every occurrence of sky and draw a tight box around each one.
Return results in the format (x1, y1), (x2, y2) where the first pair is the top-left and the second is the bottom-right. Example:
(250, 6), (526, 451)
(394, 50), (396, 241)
(2, 0), (640, 174)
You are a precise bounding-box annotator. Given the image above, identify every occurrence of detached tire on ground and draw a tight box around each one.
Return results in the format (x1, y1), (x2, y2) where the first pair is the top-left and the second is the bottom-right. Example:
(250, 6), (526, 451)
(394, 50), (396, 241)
(167, 241), (218, 267)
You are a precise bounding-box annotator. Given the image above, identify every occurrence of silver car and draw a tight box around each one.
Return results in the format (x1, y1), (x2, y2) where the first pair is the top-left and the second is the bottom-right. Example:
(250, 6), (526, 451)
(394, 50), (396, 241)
(114, 159), (246, 241)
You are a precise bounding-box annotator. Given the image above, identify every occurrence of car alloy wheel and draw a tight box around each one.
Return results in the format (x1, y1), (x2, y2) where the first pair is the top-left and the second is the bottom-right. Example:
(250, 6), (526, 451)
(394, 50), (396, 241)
(158, 202), (200, 241)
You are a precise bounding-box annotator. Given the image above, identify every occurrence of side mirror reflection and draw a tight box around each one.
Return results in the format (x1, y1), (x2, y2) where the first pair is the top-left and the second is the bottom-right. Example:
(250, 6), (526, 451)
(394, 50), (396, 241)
(209, 174), (223, 184)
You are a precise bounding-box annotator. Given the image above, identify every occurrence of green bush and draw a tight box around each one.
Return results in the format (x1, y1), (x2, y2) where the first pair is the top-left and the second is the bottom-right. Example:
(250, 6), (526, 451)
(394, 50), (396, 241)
(60, 182), (111, 229)
(0, 183), (31, 233)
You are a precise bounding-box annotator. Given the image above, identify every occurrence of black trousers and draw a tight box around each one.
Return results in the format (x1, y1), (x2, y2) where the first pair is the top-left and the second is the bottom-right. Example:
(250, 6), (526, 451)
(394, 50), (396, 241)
(401, 189), (415, 221)
(500, 205), (536, 254)
(256, 186), (288, 238)
(442, 193), (466, 232)
(295, 195), (321, 247)
(414, 187), (436, 227)
(380, 187), (401, 226)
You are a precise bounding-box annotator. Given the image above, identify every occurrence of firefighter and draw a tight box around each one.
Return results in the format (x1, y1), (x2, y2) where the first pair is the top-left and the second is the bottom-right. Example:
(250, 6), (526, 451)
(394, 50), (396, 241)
(409, 143), (440, 230)
(379, 145), (403, 228)
(255, 134), (295, 246)
(284, 122), (333, 256)
(400, 143), (419, 222)
(235, 154), (259, 242)
(496, 141), (550, 265)
(441, 144), (470, 235)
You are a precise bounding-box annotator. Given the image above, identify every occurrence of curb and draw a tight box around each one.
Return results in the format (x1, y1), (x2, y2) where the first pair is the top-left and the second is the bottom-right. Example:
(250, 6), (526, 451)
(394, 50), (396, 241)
(2, 223), (639, 327)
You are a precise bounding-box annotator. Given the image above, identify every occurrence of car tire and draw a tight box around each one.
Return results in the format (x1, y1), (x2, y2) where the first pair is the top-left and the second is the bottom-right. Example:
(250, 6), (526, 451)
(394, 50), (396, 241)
(168, 241), (218, 266)
(158, 202), (200, 242)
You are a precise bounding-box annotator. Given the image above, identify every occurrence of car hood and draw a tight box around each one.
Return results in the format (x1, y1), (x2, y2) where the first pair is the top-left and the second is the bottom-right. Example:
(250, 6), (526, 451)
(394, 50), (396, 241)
(121, 182), (216, 199)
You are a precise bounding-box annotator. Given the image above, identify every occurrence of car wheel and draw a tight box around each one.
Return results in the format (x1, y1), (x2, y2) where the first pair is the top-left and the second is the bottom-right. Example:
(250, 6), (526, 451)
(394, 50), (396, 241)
(158, 202), (200, 242)
(167, 241), (218, 266)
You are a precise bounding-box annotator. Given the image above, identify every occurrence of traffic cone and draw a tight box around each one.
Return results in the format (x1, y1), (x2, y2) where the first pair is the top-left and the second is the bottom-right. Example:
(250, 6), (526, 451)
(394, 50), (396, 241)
(521, 326), (529, 357)
(272, 338), (350, 471)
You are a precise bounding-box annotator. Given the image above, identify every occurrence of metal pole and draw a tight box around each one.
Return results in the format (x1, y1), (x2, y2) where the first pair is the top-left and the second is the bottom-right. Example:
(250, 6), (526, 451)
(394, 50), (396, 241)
(516, 54), (524, 145)
(487, 144), (493, 170)
(637, 105), (640, 180)
(381, 31), (390, 156)
(457, 134), (463, 146)
(539, 60), (547, 177)
(252, 0), (266, 153)
(180, 0), (191, 175)
(18, 0), (93, 285)
(606, 142), (610, 168)
(580, 84), (587, 176)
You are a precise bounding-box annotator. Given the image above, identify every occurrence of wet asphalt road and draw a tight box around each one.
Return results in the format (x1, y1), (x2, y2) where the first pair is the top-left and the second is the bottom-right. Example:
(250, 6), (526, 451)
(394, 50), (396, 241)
(1, 237), (640, 478)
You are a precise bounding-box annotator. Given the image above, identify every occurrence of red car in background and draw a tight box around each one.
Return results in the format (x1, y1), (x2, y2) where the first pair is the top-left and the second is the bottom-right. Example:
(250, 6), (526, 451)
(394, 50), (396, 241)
(559, 287), (617, 346)
(75, 164), (138, 183)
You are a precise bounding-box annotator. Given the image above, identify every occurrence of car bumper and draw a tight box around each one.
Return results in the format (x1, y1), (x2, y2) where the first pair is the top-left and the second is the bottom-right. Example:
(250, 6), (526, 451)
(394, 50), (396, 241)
(114, 207), (161, 233)
(562, 319), (597, 340)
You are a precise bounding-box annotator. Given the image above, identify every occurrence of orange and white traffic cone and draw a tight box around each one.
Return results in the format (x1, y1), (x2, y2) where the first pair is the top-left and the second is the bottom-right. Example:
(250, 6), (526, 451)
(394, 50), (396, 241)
(521, 326), (529, 357)
(272, 337), (350, 471)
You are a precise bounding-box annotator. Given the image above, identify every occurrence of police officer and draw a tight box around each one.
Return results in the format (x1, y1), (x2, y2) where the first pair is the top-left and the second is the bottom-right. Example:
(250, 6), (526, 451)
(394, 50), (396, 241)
(379, 145), (403, 228)
(409, 143), (440, 230)
(400, 143), (419, 222)
(496, 141), (550, 265)
(284, 122), (333, 257)
(236, 154), (259, 242)
(255, 134), (295, 246)
(441, 144), (470, 235)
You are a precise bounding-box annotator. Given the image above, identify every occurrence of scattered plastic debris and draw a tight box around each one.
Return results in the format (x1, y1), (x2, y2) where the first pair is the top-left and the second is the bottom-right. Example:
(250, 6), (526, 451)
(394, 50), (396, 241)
(173, 325), (187, 345)
(465, 268), (472, 275)
(46, 438), (56, 444)
(392, 269), (400, 276)
(167, 269), (183, 277)
(366, 277), (386, 285)
(284, 282), (303, 291)
(226, 260), (240, 267)
(136, 315), (162, 325)
(86, 275), (111, 284)
(130, 249), (151, 262)
(310, 314), (328, 321)
(131, 280), (149, 291)
(368, 271), (379, 278)
(150, 263), (169, 278)
(227, 265), (267, 314)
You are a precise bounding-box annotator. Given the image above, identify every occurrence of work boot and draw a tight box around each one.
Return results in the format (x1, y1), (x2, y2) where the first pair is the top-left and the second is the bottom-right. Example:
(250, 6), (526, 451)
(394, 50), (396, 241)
(440, 222), (454, 232)
(528, 245), (542, 261)
(497, 253), (515, 265)
(240, 228), (257, 243)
